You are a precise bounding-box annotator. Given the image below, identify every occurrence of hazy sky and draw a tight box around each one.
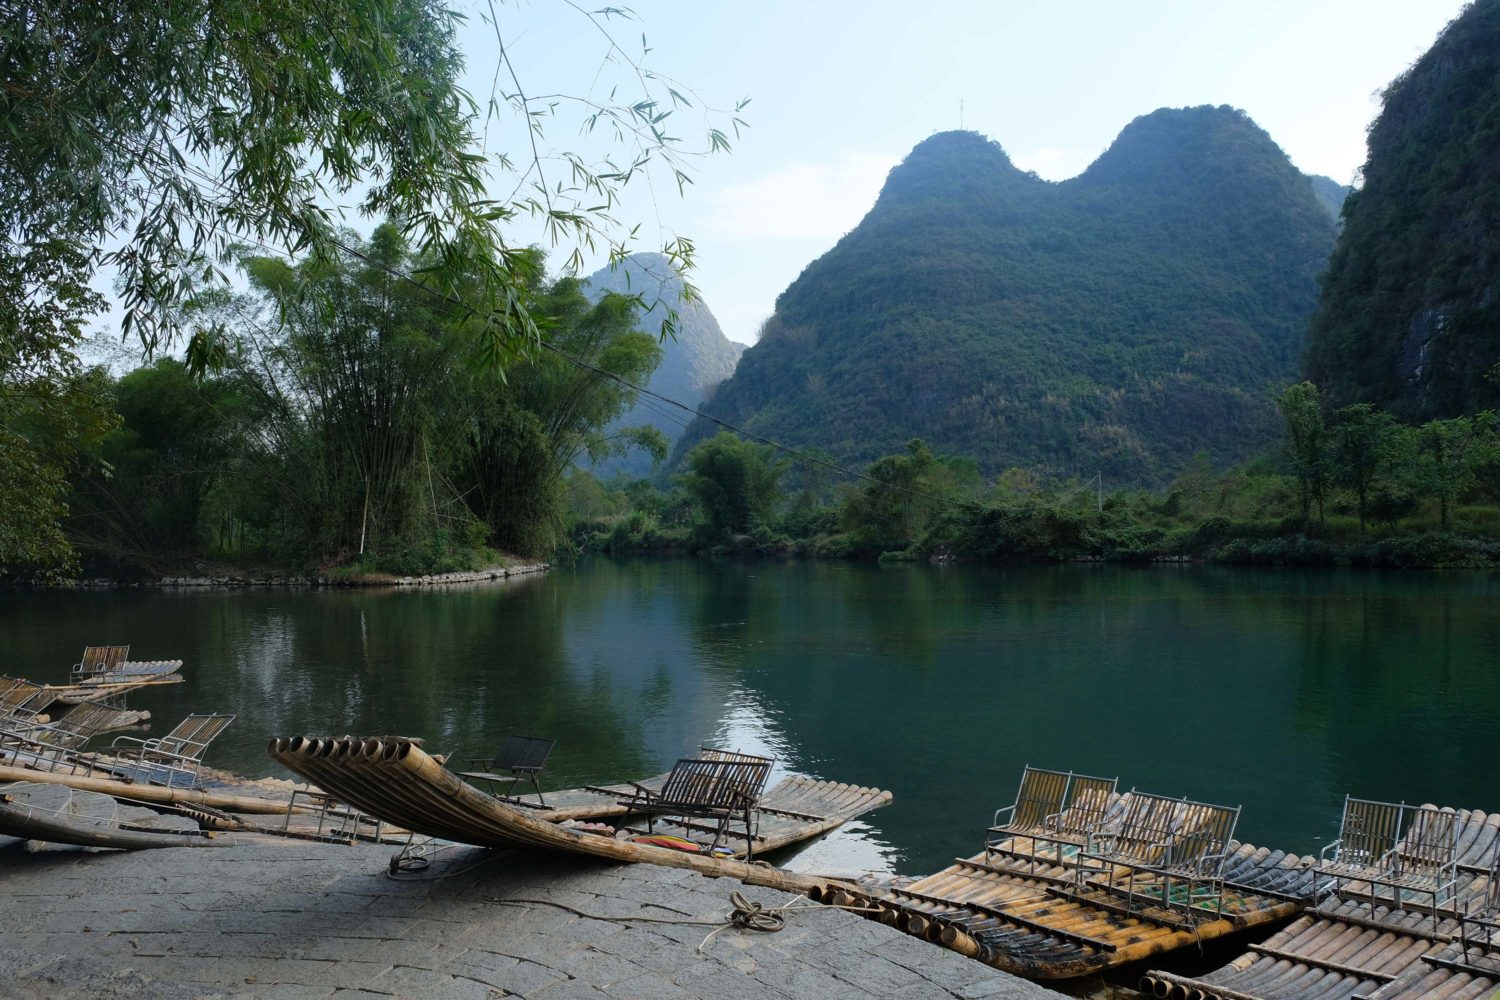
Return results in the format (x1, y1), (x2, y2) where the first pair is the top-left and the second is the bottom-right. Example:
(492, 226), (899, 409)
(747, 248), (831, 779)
(455, 0), (1469, 346)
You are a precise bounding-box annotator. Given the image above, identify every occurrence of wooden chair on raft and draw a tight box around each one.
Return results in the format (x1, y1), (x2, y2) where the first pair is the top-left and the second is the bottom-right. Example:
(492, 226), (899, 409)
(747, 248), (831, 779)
(1456, 837), (1500, 966)
(0, 702), (123, 771)
(697, 747), (776, 790)
(1070, 789), (1241, 921)
(984, 765), (1119, 871)
(70, 645), (130, 683)
(456, 734), (557, 806)
(1314, 796), (1459, 929)
(103, 712), (237, 789)
(0, 676), (49, 723)
(619, 755), (773, 860)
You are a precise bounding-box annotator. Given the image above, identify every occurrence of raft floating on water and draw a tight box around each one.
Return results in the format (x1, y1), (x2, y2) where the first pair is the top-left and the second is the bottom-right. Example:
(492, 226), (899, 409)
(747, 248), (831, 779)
(267, 735), (890, 893)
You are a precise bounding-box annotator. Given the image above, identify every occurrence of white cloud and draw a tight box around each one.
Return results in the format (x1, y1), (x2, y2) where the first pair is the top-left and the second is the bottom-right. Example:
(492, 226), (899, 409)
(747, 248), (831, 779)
(698, 151), (900, 241)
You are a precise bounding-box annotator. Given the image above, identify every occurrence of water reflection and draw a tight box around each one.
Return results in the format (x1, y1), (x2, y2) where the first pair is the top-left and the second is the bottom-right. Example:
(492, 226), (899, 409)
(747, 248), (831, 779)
(3, 562), (1499, 875)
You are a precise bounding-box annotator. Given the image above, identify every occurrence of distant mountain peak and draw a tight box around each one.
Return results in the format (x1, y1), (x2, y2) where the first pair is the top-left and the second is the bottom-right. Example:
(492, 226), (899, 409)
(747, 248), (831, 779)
(582, 254), (742, 478)
(675, 109), (1338, 483)
(1078, 105), (1293, 190)
(873, 129), (1032, 209)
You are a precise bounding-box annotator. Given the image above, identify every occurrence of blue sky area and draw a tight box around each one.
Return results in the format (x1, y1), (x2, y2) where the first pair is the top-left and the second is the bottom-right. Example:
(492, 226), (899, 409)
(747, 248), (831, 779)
(452, 0), (1468, 345)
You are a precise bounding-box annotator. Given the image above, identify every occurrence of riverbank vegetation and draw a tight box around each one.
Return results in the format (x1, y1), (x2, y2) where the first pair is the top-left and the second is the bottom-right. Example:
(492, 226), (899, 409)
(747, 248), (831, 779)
(566, 384), (1500, 569)
(53, 229), (664, 578)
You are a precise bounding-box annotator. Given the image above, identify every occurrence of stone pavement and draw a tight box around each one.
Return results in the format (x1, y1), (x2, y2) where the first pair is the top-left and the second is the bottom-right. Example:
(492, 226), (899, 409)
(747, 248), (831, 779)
(0, 843), (1062, 999)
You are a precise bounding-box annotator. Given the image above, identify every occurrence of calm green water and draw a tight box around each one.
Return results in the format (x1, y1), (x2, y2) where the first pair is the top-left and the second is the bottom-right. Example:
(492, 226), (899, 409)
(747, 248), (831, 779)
(4, 561), (1499, 874)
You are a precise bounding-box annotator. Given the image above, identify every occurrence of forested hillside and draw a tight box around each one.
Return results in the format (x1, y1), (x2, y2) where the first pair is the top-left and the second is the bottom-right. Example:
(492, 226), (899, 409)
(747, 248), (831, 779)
(1305, 0), (1500, 419)
(674, 107), (1338, 483)
(583, 254), (743, 477)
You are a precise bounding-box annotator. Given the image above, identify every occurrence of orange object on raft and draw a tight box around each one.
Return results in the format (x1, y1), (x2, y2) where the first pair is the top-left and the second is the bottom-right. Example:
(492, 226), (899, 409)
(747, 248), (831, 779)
(630, 833), (733, 856)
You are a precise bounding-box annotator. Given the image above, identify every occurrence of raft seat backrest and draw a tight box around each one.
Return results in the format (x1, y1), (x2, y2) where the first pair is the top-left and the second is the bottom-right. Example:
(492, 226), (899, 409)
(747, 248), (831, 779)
(72, 645), (130, 679)
(656, 758), (772, 811)
(1163, 800), (1241, 874)
(1055, 774), (1119, 839)
(0, 701), (117, 763)
(105, 712), (236, 788)
(154, 713), (236, 758)
(1334, 797), (1404, 871)
(1395, 807), (1459, 878)
(0, 677), (47, 717)
(1102, 791), (1183, 865)
(456, 735), (557, 806)
(699, 747), (775, 800)
(1011, 766), (1072, 834)
(621, 756), (773, 859)
(489, 734), (556, 775)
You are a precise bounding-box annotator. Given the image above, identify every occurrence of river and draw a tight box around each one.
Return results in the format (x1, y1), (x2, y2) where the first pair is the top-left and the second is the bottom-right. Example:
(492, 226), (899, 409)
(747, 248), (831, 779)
(5, 560), (1497, 875)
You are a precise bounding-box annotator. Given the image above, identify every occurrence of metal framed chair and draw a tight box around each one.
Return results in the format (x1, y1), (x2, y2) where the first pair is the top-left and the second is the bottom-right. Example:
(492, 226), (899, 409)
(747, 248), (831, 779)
(698, 746), (775, 799)
(105, 712), (237, 789)
(1315, 796), (1459, 928)
(985, 765), (1119, 869)
(0, 676), (49, 724)
(456, 734), (557, 806)
(1457, 837), (1500, 962)
(1073, 790), (1241, 920)
(619, 755), (773, 859)
(70, 645), (130, 682)
(0, 702), (122, 771)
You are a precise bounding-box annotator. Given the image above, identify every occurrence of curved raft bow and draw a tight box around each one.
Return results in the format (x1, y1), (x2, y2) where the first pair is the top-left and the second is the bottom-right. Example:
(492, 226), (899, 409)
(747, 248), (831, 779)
(267, 736), (890, 895)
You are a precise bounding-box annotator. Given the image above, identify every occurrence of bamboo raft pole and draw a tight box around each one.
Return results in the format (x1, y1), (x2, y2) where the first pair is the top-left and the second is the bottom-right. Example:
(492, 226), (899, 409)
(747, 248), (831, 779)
(0, 763), (305, 815)
(267, 735), (882, 897)
(0, 790), (227, 850)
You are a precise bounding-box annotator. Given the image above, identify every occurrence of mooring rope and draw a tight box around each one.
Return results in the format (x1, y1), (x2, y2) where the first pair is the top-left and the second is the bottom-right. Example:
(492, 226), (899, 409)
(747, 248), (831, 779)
(485, 890), (882, 953)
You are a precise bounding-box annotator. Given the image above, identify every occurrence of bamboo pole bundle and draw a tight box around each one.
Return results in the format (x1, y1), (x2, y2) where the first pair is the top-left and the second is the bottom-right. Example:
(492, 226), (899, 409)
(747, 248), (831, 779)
(0, 763), (304, 815)
(267, 736), (869, 898)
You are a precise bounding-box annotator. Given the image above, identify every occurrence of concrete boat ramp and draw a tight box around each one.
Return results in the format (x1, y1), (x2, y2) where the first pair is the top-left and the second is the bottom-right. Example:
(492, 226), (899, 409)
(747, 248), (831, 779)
(0, 841), (1061, 999)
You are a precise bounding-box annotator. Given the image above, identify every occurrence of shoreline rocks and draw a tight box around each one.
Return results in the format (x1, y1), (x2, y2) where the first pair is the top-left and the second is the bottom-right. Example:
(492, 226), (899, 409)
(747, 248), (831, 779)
(50, 562), (550, 590)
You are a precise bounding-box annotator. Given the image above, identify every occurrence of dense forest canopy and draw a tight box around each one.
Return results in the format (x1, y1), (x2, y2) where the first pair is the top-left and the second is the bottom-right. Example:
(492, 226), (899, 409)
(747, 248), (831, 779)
(1305, 0), (1500, 419)
(674, 106), (1337, 485)
(61, 230), (664, 576)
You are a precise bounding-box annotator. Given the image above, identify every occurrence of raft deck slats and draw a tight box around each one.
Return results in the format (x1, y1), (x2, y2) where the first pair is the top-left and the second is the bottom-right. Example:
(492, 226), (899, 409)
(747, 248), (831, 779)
(1141, 806), (1500, 1000)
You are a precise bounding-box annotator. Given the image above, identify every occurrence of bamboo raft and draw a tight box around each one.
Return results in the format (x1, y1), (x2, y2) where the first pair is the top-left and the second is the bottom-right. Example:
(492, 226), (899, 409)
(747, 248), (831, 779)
(820, 829), (1319, 979)
(267, 735), (890, 892)
(0, 781), (227, 851)
(1140, 807), (1500, 1000)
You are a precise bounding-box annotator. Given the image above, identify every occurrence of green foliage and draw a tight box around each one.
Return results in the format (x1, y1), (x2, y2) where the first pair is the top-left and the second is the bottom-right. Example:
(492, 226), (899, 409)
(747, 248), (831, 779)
(70, 359), (251, 564)
(589, 388), (1500, 571)
(454, 278), (663, 556)
(57, 230), (664, 573)
(0, 0), (744, 367)
(1329, 403), (1404, 530)
(679, 107), (1337, 484)
(1416, 414), (1497, 531)
(1278, 382), (1328, 521)
(0, 244), (115, 576)
(1306, 0), (1500, 418)
(679, 432), (788, 542)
